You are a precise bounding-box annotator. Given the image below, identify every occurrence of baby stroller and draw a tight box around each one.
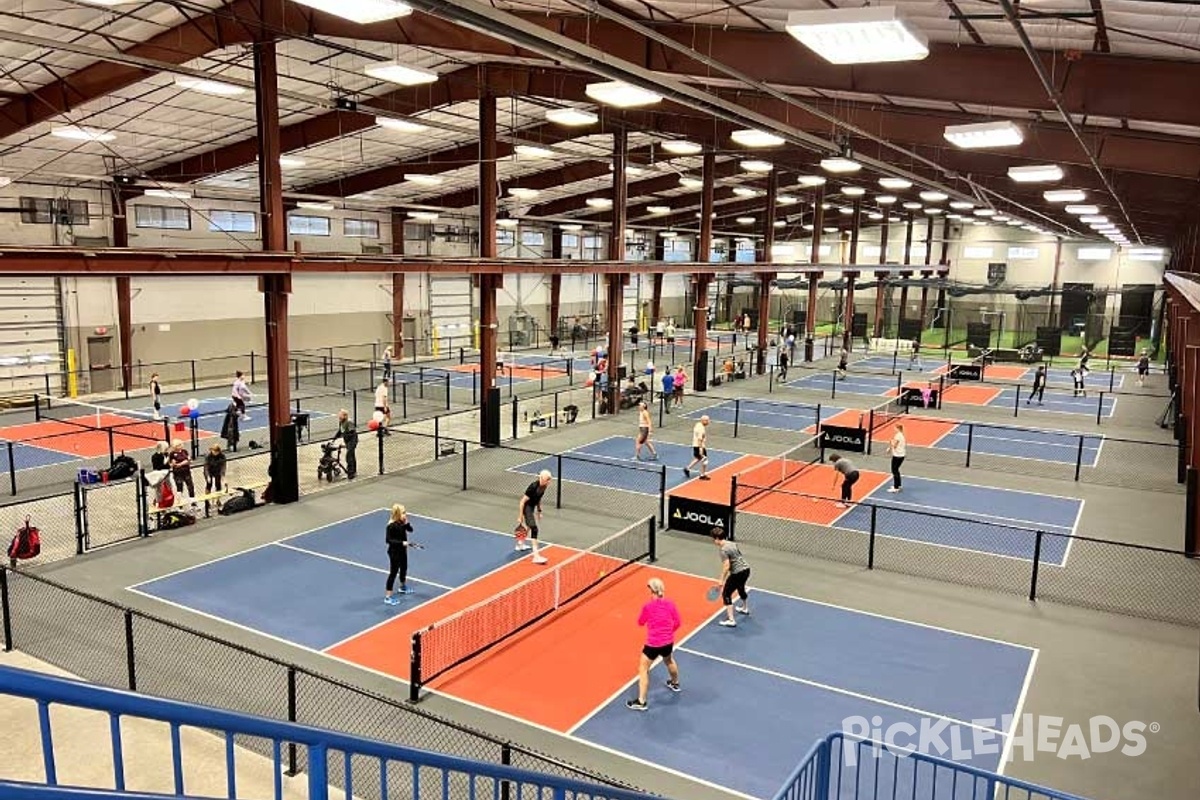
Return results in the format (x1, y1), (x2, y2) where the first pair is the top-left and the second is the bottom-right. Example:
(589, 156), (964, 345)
(317, 441), (346, 482)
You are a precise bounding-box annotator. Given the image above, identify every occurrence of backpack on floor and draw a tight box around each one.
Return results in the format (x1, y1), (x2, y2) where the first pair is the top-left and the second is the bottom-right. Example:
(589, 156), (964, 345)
(219, 488), (256, 516)
(108, 454), (138, 481)
(8, 517), (41, 563)
(159, 510), (196, 530)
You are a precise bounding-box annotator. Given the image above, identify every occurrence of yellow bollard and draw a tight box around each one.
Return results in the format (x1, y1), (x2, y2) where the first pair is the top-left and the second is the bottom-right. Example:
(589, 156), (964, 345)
(432, 325), (441, 357)
(473, 321), (480, 350)
(66, 349), (78, 397)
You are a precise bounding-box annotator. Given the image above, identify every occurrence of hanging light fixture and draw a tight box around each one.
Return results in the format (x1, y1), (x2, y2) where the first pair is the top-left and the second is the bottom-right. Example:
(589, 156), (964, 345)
(785, 7), (929, 64)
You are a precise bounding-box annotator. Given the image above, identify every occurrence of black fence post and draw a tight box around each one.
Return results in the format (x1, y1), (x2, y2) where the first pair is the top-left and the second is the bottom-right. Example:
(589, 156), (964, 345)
(1014, 385), (1021, 417)
(73, 483), (85, 555)
(445, 373), (451, 411)
(418, 367), (426, 400)
(124, 609), (137, 691)
(401, 382), (408, 420)
(460, 441), (467, 490)
(937, 375), (945, 409)
(553, 392), (560, 430)
(733, 398), (741, 439)
(292, 359), (299, 391)
(1108, 367), (1116, 393)
(965, 423), (974, 469)
(408, 634), (422, 703)
(286, 667), (299, 775)
(377, 429), (385, 476)
(472, 371), (478, 406)
(868, 505), (877, 569)
(647, 515), (658, 563)
(658, 467), (667, 530)
(108, 427), (116, 463)
(1, 568), (12, 652)
(250, 352), (256, 384)
(7, 442), (15, 496)
(1029, 531), (1044, 600)
(1074, 436), (1085, 481)
(831, 370), (838, 400)
(866, 410), (875, 455)
(190, 360), (197, 391)
(555, 454), (564, 509)
(434, 417), (441, 460)
(1096, 392), (1105, 425)
(352, 390), (358, 428)
(815, 402), (823, 432)
(768, 364), (774, 393)
(511, 397), (518, 441)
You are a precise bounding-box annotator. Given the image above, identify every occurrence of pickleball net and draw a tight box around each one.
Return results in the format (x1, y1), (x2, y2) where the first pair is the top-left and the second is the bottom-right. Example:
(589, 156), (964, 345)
(409, 516), (656, 700)
(37, 395), (169, 442)
(732, 435), (822, 507)
(868, 395), (905, 436)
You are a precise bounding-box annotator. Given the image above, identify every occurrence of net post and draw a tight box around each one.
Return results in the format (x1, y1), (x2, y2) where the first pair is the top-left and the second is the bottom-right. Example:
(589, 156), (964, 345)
(647, 515), (657, 562)
(190, 360), (197, 391)
(460, 440), (467, 490)
(815, 403), (822, 431)
(1108, 366), (1116, 393)
(0, 567), (11, 652)
(292, 358), (299, 391)
(124, 608), (137, 691)
(472, 371), (478, 406)
(866, 410), (875, 455)
(161, 418), (170, 443)
(285, 667), (299, 776)
(459, 347), (465, 366)
(728, 475), (738, 541)
(831, 370), (837, 400)
(733, 398), (741, 438)
(555, 454), (563, 509)
(445, 373), (451, 411)
(1096, 392), (1104, 425)
(434, 416), (441, 460)
(553, 392), (559, 430)
(7, 442), (15, 496)
(408, 633), (423, 703)
(376, 428), (384, 476)
(1014, 384), (1021, 417)
(400, 381), (407, 419)
(937, 375), (945, 409)
(250, 352), (256, 384)
(965, 424), (974, 468)
(510, 396), (518, 441)
(768, 363), (773, 393)
(868, 505), (877, 569)
(341, 364), (347, 393)
(540, 363), (545, 392)
(654, 465), (667, 529)
(33, 394), (41, 421)
(418, 367), (425, 400)
(352, 390), (358, 428)
(189, 418), (199, 459)
(1029, 531), (1044, 601)
(74, 482), (86, 555)
(136, 469), (148, 537)
(1074, 436), (1085, 481)
(895, 371), (901, 397)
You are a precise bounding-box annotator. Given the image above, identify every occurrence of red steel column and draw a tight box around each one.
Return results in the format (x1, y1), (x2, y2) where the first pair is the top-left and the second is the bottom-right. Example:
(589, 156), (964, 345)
(755, 171), (778, 373)
(698, 151), (715, 262)
(605, 128), (629, 413)
(693, 150), (715, 380)
(805, 187), (825, 362)
(112, 187), (134, 391)
(254, 36), (291, 459)
(878, 214), (890, 266)
(843, 271), (858, 352)
(549, 274), (562, 338)
(650, 273), (664, 324)
(873, 271), (888, 339)
(478, 89), (500, 439)
(693, 273), (712, 381)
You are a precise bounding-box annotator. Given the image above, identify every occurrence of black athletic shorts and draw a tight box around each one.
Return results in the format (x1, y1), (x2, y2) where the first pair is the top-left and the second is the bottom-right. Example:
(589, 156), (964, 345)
(693, 446), (706, 459)
(642, 643), (674, 661)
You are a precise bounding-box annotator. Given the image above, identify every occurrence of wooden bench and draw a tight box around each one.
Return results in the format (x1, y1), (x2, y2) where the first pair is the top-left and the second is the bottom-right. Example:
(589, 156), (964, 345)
(152, 480), (270, 529)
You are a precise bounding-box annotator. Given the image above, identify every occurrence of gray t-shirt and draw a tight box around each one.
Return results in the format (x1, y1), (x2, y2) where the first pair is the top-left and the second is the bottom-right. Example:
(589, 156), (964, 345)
(833, 458), (856, 477)
(721, 541), (749, 575)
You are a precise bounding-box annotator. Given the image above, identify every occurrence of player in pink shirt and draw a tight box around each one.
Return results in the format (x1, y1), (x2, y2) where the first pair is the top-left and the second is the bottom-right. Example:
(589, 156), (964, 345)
(626, 577), (681, 711)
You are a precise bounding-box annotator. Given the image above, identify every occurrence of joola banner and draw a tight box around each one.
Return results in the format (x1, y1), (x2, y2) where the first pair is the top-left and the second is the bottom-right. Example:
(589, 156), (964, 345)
(818, 424), (867, 453)
(667, 496), (733, 536)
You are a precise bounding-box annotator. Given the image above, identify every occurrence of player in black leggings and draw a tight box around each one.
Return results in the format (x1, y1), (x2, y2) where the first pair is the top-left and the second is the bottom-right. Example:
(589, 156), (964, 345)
(828, 454), (860, 508)
(384, 504), (414, 605)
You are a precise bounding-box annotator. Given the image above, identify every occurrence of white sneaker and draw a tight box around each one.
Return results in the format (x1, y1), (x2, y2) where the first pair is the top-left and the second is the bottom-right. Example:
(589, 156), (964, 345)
(887, 487), (901, 493)
(835, 502), (849, 509)
(531, 555), (548, 565)
(719, 619), (737, 627)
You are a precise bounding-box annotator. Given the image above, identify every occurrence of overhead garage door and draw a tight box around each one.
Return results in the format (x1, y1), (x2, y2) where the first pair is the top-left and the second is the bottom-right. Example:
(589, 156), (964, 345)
(429, 275), (474, 353)
(0, 278), (64, 397)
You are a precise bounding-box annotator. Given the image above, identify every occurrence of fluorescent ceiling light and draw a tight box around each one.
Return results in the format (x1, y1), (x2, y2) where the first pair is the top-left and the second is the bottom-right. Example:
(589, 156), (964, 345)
(1089, 223), (1112, 231)
(902, 201), (922, 210)
(496, 218), (519, 229)
(821, 203), (832, 209)
(878, 177), (912, 190)
(585, 81), (662, 108)
(918, 190), (947, 202)
(823, 227), (840, 234)
(737, 217), (756, 225)
(404, 173), (444, 186)
(51, 125), (115, 142)
(803, 224), (814, 231)
(741, 160), (774, 173)
(1022, 225), (1040, 232)
(1079, 215), (1109, 224)
(774, 220), (787, 228)
(1078, 247), (1112, 261)
(409, 211), (438, 221)
(778, 195), (799, 205)
(585, 197), (613, 208)
(364, 62), (438, 86)
(174, 76), (245, 97)
(924, 208), (944, 215)
(514, 144), (555, 159)
(889, 216), (903, 223)
(1065, 205), (1099, 215)
(1129, 248), (1164, 261)
(785, 7), (929, 64)
(376, 116), (427, 133)
(647, 205), (671, 215)
(974, 208), (996, 217)
(838, 207), (854, 215)
(943, 120), (1024, 149)
(545, 108), (597, 127)
(622, 165), (646, 176)
(1007, 220), (1024, 226)
(508, 187), (540, 200)
(659, 231), (677, 238)
(1044, 189), (1086, 203)
(347, 192), (382, 202)
(278, 157), (306, 169)
(993, 215), (1010, 222)
(298, 201), (334, 211)
(291, 0), (412, 24)
(820, 157), (861, 173)
(876, 195), (897, 205)
(733, 187), (759, 198)
(972, 220), (987, 226)
(796, 175), (827, 187)
(559, 223), (583, 231)
(868, 212), (883, 221)
(143, 188), (192, 199)
(949, 200), (975, 210)
(662, 140), (702, 155)
(732, 129), (785, 148)
(1008, 164), (1064, 183)
(679, 176), (703, 189)
(841, 186), (866, 197)
(946, 214), (963, 220)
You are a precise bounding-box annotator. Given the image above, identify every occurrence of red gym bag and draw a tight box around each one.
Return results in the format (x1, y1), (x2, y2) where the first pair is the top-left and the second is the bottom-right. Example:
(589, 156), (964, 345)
(7, 517), (41, 566)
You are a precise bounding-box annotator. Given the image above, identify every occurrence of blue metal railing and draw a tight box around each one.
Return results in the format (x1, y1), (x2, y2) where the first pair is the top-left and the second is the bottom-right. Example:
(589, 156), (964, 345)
(773, 732), (1093, 800)
(0, 666), (660, 800)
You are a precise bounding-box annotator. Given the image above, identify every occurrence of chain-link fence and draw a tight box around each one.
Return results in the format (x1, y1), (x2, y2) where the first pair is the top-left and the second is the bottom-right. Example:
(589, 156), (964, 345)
(730, 485), (1200, 628)
(0, 568), (650, 798)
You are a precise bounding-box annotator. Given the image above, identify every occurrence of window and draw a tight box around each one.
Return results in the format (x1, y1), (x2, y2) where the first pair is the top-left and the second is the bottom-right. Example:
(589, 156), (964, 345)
(208, 210), (257, 233)
(583, 236), (602, 250)
(963, 245), (994, 259)
(134, 205), (190, 230)
(20, 197), (89, 225)
(288, 215), (331, 236)
(862, 244), (882, 258)
(521, 230), (545, 247)
(1077, 247), (1111, 261)
(561, 234), (579, 249)
(1007, 246), (1039, 260)
(496, 229), (515, 245)
(344, 218), (380, 238)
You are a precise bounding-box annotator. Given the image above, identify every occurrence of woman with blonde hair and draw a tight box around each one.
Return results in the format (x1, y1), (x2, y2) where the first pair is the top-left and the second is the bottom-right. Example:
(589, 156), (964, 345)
(626, 577), (681, 711)
(384, 504), (415, 605)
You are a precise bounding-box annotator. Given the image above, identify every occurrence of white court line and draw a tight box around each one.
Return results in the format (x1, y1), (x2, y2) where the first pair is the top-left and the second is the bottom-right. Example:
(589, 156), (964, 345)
(897, 469), (1085, 504)
(998, 649), (1041, 775)
(275, 542), (455, 589)
(865, 496), (1074, 533)
(1091, 435), (1106, 469)
(679, 647), (1008, 737)
(126, 507), (384, 590)
(565, 603), (727, 736)
(1058, 499), (1086, 569)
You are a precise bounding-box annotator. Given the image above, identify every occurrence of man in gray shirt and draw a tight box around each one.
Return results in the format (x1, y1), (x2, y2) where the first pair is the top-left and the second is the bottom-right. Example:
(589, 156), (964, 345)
(711, 528), (751, 627)
(828, 453), (860, 508)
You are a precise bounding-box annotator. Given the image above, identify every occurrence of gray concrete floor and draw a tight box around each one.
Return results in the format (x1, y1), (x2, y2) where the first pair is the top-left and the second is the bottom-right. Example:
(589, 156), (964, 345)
(16, 356), (1200, 800)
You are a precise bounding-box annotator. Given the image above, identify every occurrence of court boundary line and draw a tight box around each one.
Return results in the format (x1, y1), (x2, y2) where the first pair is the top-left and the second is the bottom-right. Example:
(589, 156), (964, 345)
(275, 541), (455, 590)
(1059, 499), (1086, 569)
(998, 648), (1041, 776)
(861, 496), (1073, 533)
(677, 647), (1010, 737)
